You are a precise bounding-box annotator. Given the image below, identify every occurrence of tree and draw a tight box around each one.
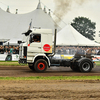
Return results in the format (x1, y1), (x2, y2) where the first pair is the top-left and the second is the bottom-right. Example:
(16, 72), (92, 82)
(71, 17), (96, 40)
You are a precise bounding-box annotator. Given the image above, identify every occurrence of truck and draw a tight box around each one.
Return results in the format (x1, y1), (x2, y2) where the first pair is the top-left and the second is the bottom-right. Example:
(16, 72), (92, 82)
(18, 28), (96, 73)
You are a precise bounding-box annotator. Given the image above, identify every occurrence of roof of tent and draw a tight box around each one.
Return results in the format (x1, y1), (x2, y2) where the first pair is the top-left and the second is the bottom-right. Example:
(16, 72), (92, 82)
(56, 25), (100, 46)
(3, 38), (19, 46)
(0, 2), (55, 42)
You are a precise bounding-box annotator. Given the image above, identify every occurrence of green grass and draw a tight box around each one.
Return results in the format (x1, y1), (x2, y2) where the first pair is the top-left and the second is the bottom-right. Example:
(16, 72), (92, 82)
(0, 76), (100, 80)
(0, 61), (26, 66)
(95, 61), (100, 66)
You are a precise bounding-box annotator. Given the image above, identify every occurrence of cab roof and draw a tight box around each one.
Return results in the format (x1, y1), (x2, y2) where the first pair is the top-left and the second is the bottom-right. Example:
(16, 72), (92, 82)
(30, 28), (52, 34)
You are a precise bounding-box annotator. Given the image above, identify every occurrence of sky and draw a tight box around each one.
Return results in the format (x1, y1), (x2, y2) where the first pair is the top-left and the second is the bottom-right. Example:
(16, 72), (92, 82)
(0, 0), (100, 41)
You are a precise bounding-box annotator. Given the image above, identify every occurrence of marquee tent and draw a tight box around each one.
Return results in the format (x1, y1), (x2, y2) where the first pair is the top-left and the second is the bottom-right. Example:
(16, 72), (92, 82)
(56, 25), (100, 46)
(3, 38), (20, 46)
(0, 1), (56, 44)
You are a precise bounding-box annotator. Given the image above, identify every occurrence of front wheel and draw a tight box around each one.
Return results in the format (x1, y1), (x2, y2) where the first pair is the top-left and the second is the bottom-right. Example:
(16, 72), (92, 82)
(34, 59), (48, 73)
(28, 64), (35, 71)
(79, 60), (93, 72)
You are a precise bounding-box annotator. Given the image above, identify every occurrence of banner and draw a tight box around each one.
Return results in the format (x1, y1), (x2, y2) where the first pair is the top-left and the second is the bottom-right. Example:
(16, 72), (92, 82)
(0, 54), (7, 61)
(0, 54), (19, 61)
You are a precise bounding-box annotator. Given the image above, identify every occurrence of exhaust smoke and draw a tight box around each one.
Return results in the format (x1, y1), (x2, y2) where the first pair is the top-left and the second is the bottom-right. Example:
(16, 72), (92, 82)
(53, 0), (87, 24)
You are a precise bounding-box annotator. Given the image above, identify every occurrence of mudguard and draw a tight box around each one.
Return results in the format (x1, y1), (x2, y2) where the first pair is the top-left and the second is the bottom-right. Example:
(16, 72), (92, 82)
(32, 54), (50, 66)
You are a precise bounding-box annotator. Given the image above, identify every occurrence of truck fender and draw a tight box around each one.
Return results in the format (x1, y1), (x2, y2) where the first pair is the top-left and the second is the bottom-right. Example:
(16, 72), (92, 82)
(77, 57), (93, 68)
(32, 54), (50, 67)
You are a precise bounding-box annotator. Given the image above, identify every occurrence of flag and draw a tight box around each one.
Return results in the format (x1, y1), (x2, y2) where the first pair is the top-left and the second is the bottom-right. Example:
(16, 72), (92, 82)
(28, 19), (32, 30)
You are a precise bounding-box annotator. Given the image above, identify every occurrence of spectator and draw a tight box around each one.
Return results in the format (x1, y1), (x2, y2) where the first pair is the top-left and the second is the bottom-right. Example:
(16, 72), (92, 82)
(4, 46), (10, 54)
(13, 46), (16, 54)
(10, 46), (14, 54)
(15, 46), (19, 54)
(0, 46), (2, 54)
(86, 48), (92, 55)
(66, 47), (69, 55)
(62, 47), (67, 54)
(57, 47), (61, 54)
(0, 46), (4, 54)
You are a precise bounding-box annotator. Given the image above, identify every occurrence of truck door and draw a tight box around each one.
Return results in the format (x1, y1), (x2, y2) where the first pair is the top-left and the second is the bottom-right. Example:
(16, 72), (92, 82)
(28, 34), (42, 53)
(41, 33), (52, 53)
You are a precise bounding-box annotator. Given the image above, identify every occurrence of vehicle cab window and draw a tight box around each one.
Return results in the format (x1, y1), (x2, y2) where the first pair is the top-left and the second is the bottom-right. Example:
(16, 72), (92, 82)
(30, 34), (41, 43)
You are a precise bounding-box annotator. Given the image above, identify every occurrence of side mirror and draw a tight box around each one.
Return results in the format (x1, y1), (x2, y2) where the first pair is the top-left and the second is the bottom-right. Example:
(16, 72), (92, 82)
(18, 41), (22, 44)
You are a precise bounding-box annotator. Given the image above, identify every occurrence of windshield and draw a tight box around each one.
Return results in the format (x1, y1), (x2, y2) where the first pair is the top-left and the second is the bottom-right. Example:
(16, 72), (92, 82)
(30, 34), (41, 43)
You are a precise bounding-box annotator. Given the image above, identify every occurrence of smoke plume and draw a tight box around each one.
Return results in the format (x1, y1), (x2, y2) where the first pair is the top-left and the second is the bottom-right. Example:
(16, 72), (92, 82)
(54, 0), (87, 24)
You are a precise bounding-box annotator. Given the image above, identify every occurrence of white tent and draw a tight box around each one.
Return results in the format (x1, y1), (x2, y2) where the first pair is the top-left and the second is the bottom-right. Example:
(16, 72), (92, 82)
(56, 25), (100, 46)
(3, 38), (20, 46)
(0, 1), (56, 44)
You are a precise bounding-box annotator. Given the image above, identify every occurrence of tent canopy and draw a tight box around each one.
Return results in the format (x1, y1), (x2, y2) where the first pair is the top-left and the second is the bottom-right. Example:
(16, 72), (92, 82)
(0, 1), (55, 43)
(56, 25), (100, 46)
(3, 38), (21, 46)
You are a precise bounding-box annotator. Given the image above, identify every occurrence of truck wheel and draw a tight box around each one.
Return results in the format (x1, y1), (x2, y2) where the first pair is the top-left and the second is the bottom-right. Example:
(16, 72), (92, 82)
(28, 64), (35, 71)
(34, 59), (48, 72)
(70, 65), (80, 72)
(79, 60), (92, 72)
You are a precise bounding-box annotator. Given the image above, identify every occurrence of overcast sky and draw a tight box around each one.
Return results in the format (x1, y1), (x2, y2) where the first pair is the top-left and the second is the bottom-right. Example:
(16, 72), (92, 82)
(0, 0), (99, 25)
(0, 0), (100, 40)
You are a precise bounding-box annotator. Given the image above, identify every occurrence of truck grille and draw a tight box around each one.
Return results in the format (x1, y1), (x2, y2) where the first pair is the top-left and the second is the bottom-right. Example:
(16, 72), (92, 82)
(19, 46), (27, 58)
(24, 47), (27, 57)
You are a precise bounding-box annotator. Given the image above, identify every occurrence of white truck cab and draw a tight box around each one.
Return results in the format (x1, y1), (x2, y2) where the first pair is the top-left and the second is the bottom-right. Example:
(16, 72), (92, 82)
(19, 28), (54, 72)
(27, 29), (53, 63)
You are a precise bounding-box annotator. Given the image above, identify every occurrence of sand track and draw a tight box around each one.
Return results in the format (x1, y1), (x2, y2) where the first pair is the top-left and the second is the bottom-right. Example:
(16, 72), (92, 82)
(0, 80), (100, 100)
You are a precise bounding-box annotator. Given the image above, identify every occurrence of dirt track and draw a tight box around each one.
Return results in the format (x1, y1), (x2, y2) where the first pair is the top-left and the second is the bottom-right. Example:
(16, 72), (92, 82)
(0, 80), (100, 100)
(0, 66), (100, 100)
(0, 65), (100, 77)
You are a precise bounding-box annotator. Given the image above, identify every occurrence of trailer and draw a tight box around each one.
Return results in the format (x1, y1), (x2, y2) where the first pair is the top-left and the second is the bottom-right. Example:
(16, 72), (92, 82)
(18, 28), (96, 73)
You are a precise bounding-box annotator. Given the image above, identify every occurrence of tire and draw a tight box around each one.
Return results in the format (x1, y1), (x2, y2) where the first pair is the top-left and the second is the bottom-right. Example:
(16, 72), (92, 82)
(79, 60), (92, 72)
(70, 62), (80, 72)
(34, 59), (48, 73)
(28, 64), (35, 71)
(70, 65), (80, 72)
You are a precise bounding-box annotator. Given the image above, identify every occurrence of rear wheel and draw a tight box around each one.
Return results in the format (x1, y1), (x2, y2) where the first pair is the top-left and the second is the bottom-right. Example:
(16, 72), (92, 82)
(79, 60), (92, 72)
(70, 65), (80, 72)
(70, 62), (80, 72)
(34, 59), (48, 73)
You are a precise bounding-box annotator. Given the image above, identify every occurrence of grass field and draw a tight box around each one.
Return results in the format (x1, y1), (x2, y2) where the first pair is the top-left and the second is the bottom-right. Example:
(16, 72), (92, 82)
(0, 76), (100, 80)
(0, 61), (26, 66)
(95, 61), (100, 66)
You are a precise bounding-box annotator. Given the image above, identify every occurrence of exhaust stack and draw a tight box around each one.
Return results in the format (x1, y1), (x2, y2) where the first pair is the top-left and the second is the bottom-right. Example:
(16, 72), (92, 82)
(48, 29), (57, 57)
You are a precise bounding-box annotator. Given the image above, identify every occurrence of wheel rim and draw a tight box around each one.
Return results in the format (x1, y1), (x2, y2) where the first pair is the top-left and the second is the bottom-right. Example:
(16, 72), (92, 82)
(82, 62), (90, 71)
(37, 62), (45, 70)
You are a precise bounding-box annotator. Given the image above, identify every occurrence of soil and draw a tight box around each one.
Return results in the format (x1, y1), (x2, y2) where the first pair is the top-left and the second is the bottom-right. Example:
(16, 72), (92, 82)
(0, 80), (100, 100)
(0, 65), (100, 77)
(0, 66), (100, 100)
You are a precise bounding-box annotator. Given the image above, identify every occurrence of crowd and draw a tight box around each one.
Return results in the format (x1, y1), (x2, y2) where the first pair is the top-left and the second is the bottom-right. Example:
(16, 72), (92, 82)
(0, 45), (100, 55)
(0, 46), (19, 54)
(56, 46), (100, 55)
